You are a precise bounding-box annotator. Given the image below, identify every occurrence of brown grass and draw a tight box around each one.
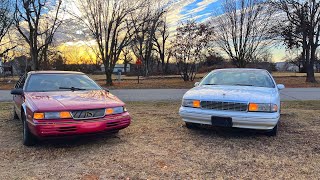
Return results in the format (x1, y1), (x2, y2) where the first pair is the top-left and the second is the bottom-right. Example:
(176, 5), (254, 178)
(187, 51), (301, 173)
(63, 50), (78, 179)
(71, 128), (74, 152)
(0, 101), (319, 179)
(99, 78), (200, 89)
(272, 72), (320, 77)
(275, 76), (320, 88)
(1, 72), (320, 90)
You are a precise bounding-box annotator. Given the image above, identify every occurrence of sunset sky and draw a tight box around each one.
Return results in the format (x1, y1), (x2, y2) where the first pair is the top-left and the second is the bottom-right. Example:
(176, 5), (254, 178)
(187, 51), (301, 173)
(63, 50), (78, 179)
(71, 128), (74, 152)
(60, 0), (287, 63)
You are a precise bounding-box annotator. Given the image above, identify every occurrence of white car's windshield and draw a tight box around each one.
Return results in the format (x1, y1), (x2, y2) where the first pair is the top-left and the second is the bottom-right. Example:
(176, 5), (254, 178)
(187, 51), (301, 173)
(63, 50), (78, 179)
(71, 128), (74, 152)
(200, 70), (275, 88)
(25, 74), (102, 92)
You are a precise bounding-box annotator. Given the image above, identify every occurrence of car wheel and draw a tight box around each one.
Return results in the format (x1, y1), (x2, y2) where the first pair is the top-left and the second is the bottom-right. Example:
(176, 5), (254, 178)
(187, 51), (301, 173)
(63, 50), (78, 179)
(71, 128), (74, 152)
(22, 113), (36, 146)
(13, 106), (19, 120)
(266, 124), (278, 137)
(185, 122), (197, 129)
(110, 130), (119, 134)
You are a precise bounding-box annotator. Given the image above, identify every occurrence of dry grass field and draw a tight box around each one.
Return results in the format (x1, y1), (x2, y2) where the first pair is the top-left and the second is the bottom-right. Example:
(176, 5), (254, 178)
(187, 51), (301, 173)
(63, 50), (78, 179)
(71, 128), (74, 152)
(0, 101), (319, 179)
(1, 72), (320, 90)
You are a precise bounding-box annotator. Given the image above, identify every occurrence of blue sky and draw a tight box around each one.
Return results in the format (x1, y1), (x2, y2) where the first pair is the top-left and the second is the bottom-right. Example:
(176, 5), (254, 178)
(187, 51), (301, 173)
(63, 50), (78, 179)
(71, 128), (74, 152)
(180, 0), (223, 22)
(165, 0), (286, 62)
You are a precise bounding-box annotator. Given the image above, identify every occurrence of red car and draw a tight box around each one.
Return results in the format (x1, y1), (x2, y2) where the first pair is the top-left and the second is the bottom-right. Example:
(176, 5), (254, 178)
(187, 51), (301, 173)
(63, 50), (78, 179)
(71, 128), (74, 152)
(11, 71), (131, 146)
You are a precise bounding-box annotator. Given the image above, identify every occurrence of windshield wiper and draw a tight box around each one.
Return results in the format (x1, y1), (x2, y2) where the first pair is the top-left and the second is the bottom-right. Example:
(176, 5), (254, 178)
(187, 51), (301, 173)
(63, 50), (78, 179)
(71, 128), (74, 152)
(59, 87), (86, 91)
(234, 84), (253, 86)
(203, 83), (218, 85)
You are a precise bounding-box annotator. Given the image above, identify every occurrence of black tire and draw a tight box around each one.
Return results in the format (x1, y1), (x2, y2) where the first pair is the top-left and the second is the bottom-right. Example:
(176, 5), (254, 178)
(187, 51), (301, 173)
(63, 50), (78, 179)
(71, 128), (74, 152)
(22, 113), (36, 146)
(185, 122), (197, 129)
(266, 124), (278, 137)
(13, 106), (19, 120)
(110, 130), (119, 134)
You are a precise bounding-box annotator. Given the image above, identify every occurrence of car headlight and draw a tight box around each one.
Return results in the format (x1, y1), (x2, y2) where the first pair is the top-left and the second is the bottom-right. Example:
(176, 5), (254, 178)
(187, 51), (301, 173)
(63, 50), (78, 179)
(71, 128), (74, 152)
(33, 111), (72, 120)
(105, 106), (126, 115)
(248, 103), (278, 112)
(182, 99), (201, 108)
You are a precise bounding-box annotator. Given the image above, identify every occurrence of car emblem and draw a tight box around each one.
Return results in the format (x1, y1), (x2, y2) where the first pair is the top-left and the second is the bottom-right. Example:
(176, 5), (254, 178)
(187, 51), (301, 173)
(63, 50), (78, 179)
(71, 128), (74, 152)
(85, 112), (93, 117)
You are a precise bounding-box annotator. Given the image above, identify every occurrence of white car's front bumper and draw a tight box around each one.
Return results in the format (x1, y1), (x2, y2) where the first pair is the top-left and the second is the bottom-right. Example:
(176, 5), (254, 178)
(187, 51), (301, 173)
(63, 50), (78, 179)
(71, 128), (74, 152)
(179, 107), (279, 130)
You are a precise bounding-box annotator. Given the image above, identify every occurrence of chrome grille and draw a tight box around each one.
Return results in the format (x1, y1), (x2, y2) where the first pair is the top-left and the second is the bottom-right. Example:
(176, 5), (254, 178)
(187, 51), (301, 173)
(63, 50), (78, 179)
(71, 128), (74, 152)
(71, 109), (105, 119)
(201, 101), (248, 112)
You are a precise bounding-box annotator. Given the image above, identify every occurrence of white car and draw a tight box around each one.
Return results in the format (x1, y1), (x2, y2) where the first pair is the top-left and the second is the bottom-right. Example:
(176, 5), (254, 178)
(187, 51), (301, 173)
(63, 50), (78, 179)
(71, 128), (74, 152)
(179, 68), (285, 136)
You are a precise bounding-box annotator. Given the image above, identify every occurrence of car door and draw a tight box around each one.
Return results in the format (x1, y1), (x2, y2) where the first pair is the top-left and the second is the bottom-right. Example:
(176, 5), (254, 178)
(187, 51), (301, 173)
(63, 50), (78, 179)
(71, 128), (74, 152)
(13, 74), (26, 119)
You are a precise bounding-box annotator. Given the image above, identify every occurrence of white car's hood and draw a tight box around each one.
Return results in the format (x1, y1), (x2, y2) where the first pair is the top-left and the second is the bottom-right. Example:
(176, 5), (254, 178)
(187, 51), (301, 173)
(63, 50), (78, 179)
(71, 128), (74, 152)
(183, 85), (277, 103)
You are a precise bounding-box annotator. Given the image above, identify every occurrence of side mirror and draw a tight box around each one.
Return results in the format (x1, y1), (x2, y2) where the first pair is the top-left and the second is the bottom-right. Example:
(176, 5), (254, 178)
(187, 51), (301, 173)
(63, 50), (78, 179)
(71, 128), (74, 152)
(11, 88), (23, 95)
(277, 84), (285, 90)
(194, 82), (200, 87)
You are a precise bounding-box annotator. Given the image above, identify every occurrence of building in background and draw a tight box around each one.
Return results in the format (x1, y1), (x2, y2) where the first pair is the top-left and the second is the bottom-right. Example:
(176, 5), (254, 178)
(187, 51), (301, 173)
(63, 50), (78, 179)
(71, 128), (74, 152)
(276, 62), (299, 72)
(101, 64), (131, 73)
(2, 56), (30, 76)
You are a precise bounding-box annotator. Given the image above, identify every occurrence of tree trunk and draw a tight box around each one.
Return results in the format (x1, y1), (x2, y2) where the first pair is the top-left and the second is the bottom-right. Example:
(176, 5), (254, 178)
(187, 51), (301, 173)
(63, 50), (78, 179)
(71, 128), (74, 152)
(160, 53), (165, 74)
(42, 47), (48, 70)
(124, 62), (127, 74)
(306, 46), (317, 83)
(239, 57), (246, 68)
(31, 48), (39, 71)
(306, 63), (316, 82)
(106, 70), (113, 86)
(183, 73), (189, 81)
(183, 63), (189, 81)
(157, 60), (160, 73)
(144, 59), (149, 77)
(165, 54), (170, 74)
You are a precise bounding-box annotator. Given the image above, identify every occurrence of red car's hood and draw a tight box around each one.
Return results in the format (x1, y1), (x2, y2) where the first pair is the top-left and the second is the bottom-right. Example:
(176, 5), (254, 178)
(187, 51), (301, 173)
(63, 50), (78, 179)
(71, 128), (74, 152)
(25, 90), (124, 112)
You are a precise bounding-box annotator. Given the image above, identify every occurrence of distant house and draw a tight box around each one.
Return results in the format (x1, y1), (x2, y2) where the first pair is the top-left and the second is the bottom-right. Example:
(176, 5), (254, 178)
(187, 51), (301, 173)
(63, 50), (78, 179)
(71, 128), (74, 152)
(101, 64), (130, 73)
(3, 56), (32, 75)
(275, 62), (299, 72)
(276, 61), (320, 72)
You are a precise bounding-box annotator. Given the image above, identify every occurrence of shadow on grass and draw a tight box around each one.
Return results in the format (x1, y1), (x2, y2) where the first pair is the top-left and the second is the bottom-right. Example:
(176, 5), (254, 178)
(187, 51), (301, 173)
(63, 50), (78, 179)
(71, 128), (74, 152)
(185, 124), (273, 139)
(37, 132), (123, 148)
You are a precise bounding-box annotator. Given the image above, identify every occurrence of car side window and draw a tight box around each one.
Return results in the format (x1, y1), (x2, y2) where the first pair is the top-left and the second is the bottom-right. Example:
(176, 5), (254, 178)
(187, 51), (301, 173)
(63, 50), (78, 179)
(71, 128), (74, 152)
(15, 74), (26, 89)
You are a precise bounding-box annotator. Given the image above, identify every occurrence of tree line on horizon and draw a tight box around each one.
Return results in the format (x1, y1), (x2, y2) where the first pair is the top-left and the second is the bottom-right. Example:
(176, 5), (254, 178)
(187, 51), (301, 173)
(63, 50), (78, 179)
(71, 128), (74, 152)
(0, 0), (319, 84)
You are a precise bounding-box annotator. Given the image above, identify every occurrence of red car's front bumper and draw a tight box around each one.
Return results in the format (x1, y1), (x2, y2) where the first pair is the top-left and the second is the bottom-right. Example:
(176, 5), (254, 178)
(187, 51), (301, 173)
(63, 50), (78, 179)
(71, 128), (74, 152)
(27, 112), (131, 137)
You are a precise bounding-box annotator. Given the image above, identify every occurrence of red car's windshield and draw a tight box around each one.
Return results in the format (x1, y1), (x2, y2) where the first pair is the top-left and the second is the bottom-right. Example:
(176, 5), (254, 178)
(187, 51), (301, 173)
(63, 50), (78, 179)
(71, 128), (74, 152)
(25, 74), (102, 92)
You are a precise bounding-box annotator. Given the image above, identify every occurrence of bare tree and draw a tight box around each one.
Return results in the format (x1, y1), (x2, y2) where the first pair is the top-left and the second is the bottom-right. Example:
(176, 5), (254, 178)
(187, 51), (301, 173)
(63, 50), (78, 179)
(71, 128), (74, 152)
(270, 0), (320, 82)
(283, 49), (305, 72)
(172, 20), (211, 81)
(71, 0), (139, 85)
(0, 0), (15, 56)
(130, 1), (165, 76)
(121, 47), (133, 74)
(211, 0), (275, 68)
(14, 0), (63, 70)
(153, 17), (170, 74)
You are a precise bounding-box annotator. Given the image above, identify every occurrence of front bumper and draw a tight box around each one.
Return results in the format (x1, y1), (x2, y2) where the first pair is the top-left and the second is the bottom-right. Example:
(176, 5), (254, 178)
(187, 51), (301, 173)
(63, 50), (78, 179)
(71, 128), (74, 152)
(179, 107), (279, 130)
(27, 112), (131, 137)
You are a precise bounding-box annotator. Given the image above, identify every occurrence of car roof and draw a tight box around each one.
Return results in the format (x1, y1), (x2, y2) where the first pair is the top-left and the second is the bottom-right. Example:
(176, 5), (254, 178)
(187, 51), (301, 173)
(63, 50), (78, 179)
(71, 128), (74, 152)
(27, 71), (85, 75)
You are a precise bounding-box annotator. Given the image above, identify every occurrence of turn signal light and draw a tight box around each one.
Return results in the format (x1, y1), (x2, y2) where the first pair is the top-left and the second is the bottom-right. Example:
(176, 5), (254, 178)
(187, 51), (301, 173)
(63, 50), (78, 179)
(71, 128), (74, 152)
(193, 100), (201, 108)
(248, 103), (259, 111)
(106, 108), (114, 115)
(33, 113), (45, 120)
(59, 111), (72, 119)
